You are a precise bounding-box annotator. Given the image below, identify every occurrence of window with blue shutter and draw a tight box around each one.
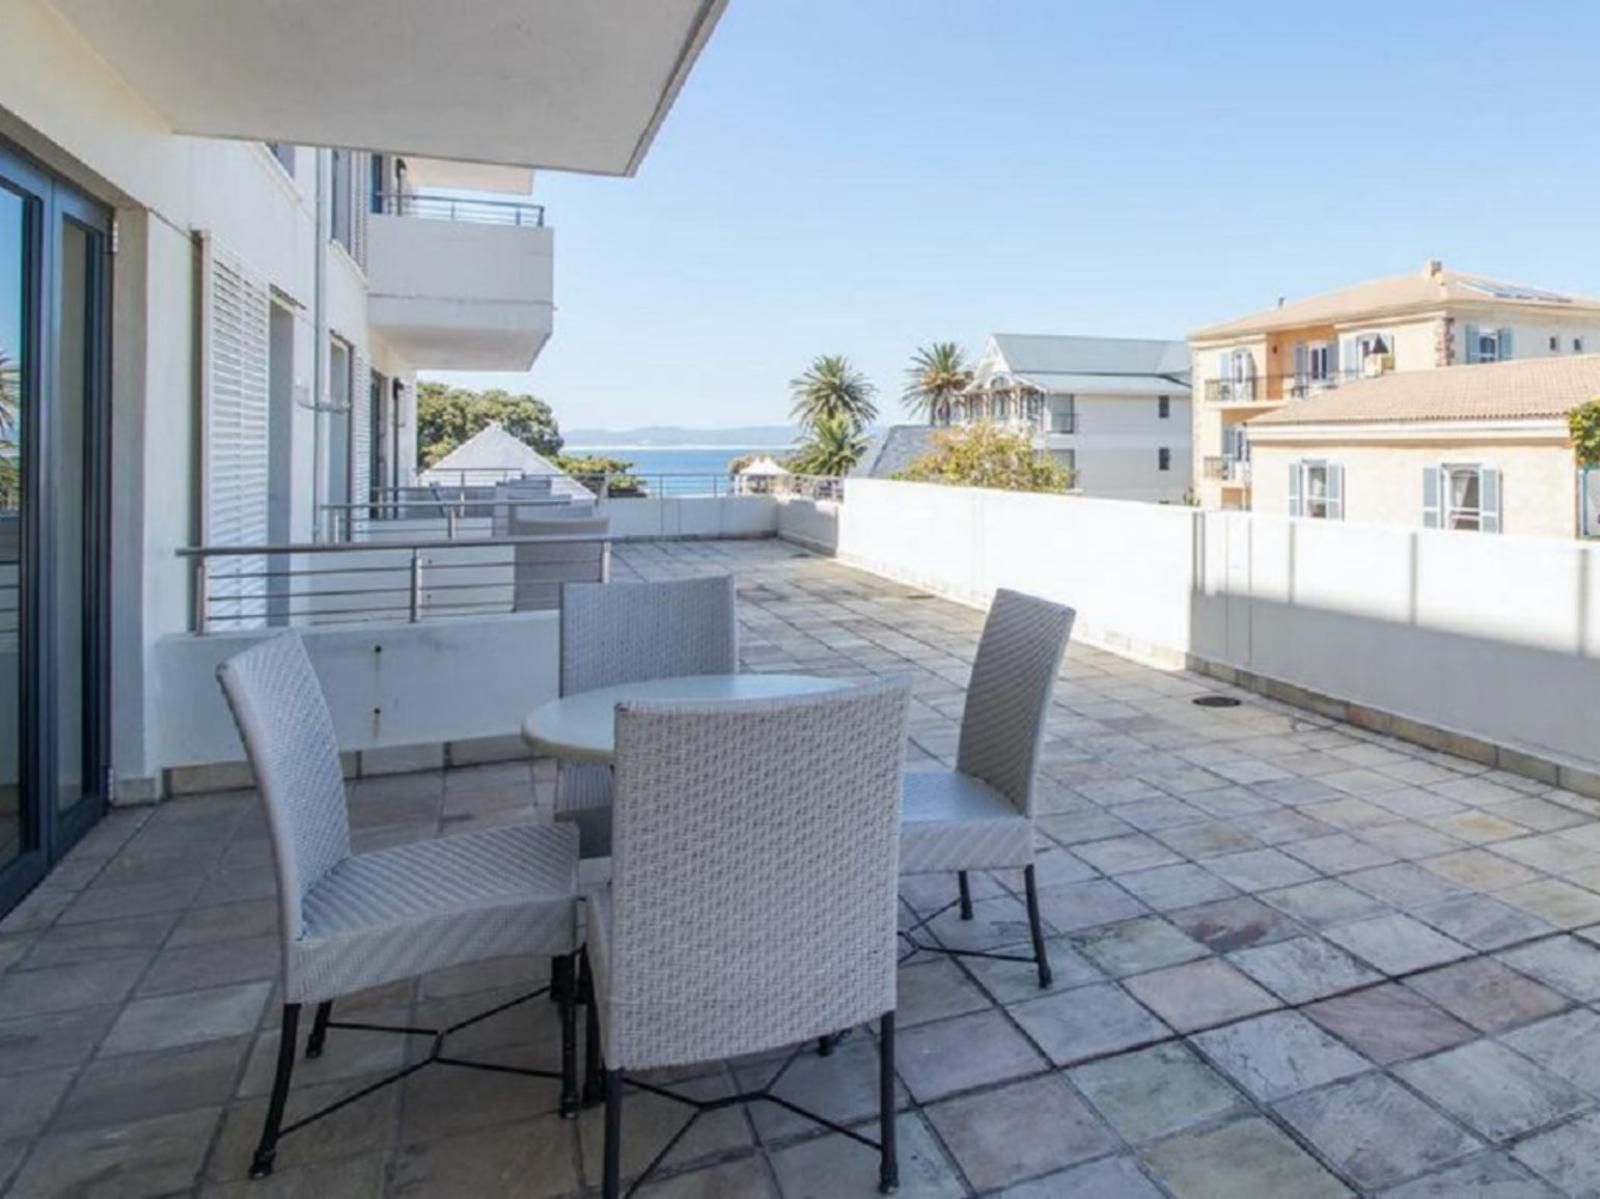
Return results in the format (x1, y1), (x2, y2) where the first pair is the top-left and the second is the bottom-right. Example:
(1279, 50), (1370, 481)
(1288, 463), (1303, 516)
(1480, 468), (1502, 532)
(1463, 324), (1480, 364)
(1325, 464), (1344, 520)
(1422, 466), (1443, 527)
(1497, 328), (1514, 362)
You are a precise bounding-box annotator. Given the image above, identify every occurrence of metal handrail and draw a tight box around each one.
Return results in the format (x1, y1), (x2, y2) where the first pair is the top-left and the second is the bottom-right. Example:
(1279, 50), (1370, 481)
(179, 531), (615, 633)
(376, 192), (545, 227)
(178, 531), (615, 559)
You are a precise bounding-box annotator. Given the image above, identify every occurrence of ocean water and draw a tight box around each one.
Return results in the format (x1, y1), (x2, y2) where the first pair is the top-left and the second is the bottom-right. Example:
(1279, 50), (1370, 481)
(563, 445), (791, 494)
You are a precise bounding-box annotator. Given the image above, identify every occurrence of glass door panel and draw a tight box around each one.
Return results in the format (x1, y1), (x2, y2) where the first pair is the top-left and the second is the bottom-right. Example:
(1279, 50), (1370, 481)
(54, 219), (96, 816)
(0, 184), (26, 870)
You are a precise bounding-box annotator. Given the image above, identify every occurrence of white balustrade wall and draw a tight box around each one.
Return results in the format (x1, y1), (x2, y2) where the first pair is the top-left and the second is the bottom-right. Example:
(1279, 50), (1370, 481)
(833, 479), (1600, 779)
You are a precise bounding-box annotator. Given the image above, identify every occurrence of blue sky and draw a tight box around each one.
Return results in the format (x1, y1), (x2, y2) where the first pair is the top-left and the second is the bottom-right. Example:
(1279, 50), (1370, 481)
(429, 0), (1600, 431)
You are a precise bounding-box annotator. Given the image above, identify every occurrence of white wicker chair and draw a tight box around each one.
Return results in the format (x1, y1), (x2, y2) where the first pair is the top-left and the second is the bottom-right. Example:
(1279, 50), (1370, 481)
(585, 680), (911, 1198)
(900, 589), (1075, 988)
(555, 575), (738, 858)
(511, 512), (611, 612)
(217, 633), (582, 1179)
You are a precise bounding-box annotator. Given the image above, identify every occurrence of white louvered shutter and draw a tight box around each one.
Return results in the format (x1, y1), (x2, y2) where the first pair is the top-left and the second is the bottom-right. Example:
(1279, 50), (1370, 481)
(352, 151), (371, 270)
(204, 238), (272, 628)
(351, 353), (372, 523)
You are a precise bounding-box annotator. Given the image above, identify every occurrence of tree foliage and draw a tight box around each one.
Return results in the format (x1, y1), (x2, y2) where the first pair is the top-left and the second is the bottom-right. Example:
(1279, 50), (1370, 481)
(553, 453), (644, 498)
(787, 411), (867, 477)
(789, 355), (877, 432)
(901, 342), (971, 424)
(893, 423), (1073, 494)
(416, 381), (562, 467)
(0, 352), (20, 506)
(1571, 397), (1600, 467)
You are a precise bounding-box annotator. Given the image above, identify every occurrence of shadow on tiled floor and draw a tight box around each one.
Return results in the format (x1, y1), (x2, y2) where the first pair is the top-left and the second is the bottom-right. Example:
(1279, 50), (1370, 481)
(2, 538), (1599, 1195)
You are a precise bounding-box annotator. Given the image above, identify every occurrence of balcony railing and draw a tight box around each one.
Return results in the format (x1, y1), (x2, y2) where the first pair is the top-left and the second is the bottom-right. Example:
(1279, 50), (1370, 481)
(177, 531), (613, 633)
(1206, 361), (1403, 404)
(314, 473), (846, 542)
(376, 192), (545, 227)
(1202, 456), (1252, 484)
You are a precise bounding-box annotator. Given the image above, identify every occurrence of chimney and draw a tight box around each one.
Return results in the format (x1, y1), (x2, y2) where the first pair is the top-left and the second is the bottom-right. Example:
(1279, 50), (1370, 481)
(1421, 258), (1443, 278)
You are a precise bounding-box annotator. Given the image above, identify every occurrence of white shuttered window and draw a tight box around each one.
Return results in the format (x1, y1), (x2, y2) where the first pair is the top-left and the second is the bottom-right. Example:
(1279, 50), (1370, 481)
(350, 353), (372, 515)
(203, 237), (272, 627)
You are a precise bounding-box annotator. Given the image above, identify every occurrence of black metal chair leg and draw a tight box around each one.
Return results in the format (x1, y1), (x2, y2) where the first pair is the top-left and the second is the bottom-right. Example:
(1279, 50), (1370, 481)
(305, 1000), (332, 1060)
(602, 1068), (624, 1199)
(251, 1003), (301, 1179)
(557, 953), (578, 1118)
(1023, 863), (1051, 988)
(878, 1011), (898, 1194)
(581, 952), (604, 1107)
(957, 871), (974, 920)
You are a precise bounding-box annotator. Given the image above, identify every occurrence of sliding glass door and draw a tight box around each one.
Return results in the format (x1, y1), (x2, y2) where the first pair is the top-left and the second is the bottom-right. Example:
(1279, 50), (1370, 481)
(0, 139), (111, 916)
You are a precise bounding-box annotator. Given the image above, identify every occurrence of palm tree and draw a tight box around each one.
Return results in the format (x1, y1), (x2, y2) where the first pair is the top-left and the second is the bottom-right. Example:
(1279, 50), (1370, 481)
(901, 342), (970, 425)
(788, 411), (867, 477)
(789, 354), (877, 432)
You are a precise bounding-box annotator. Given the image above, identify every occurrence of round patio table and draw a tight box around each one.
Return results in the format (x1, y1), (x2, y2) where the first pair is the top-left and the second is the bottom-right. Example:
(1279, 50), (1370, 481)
(522, 673), (849, 765)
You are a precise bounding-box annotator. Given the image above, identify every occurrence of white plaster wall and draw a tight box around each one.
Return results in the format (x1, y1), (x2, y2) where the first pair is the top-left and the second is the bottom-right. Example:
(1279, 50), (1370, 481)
(1067, 395), (1191, 502)
(157, 614), (559, 768)
(775, 496), (839, 552)
(1250, 440), (1579, 539)
(834, 479), (1600, 770)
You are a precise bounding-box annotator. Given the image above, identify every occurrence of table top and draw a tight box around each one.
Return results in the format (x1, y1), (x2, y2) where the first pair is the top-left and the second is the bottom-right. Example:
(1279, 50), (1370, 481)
(521, 673), (849, 764)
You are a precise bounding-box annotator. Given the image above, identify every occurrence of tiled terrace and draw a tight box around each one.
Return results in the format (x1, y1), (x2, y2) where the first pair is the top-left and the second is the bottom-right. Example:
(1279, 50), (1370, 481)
(4, 538), (1600, 1196)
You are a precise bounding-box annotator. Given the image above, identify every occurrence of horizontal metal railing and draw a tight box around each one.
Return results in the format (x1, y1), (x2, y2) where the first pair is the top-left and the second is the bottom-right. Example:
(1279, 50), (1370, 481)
(1202, 456), (1251, 483)
(376, 192), (545, 227)
(177, 532), (612, 634)
(318, 473), (845, 541)
(1205, 365), (1399, 404)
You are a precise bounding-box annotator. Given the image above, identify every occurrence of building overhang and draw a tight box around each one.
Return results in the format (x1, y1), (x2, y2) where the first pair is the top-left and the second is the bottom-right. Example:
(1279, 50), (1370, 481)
(1247, 418), (1571, 447)
(44, 0), (726, 174)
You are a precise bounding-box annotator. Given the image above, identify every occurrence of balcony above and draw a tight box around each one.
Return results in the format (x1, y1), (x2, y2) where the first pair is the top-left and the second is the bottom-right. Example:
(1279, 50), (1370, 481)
(367, 195), (553, 371)
(44, 0), (725, 173)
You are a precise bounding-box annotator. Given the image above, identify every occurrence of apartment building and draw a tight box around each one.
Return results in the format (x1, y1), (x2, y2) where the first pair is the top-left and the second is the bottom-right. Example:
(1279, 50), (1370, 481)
(0, 0), (722, 914)
(1190, 260), (1600, 509)
(1247, 355), (1599, 539)
(948, 334), (1192, 502)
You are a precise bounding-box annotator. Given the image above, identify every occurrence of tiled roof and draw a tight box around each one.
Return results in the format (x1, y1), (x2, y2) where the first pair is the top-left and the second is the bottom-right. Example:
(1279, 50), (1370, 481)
(1249, 354), (1600, 427)
(851, 425), (938, 478)
(1191, 262), (1600, 341)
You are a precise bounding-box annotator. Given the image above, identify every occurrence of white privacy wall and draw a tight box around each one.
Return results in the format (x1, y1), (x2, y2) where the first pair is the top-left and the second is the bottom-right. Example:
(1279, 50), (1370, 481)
(156, 614), (559, 768)
(836, 479), (1600, 771)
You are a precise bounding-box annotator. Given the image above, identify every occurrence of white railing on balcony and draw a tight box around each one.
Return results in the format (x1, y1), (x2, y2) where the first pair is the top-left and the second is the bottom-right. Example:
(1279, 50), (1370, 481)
(318, 473), (845, 542)
(178, 532), (613, 634)
(377, 192), (545, 227)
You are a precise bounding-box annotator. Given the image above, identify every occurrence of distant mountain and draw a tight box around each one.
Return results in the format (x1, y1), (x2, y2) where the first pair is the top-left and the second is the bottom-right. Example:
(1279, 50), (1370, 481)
(562, 425), (800, 448)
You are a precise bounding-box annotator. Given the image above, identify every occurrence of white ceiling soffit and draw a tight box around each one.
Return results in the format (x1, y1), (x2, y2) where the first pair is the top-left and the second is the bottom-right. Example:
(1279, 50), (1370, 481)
(403, 160), (533, 195)
(47, 0), (726, 175)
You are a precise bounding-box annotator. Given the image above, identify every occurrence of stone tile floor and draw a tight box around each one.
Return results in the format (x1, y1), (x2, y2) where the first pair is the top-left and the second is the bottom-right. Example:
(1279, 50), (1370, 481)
(2, 537), (1600, 1195)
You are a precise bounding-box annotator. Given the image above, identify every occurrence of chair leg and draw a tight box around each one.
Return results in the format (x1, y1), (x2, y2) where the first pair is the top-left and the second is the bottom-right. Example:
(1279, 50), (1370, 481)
(957, 871), (974, 920)
(305, 1000), (333, 1060)
(557, 953), (578, 1118)
(251, 1003), (301, 1179)
(1023, 864), (1051, 989)
(602, 1068), (624, 1199)
(878, 1011), (898, 1194)
(581, 952), (604, 1107)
